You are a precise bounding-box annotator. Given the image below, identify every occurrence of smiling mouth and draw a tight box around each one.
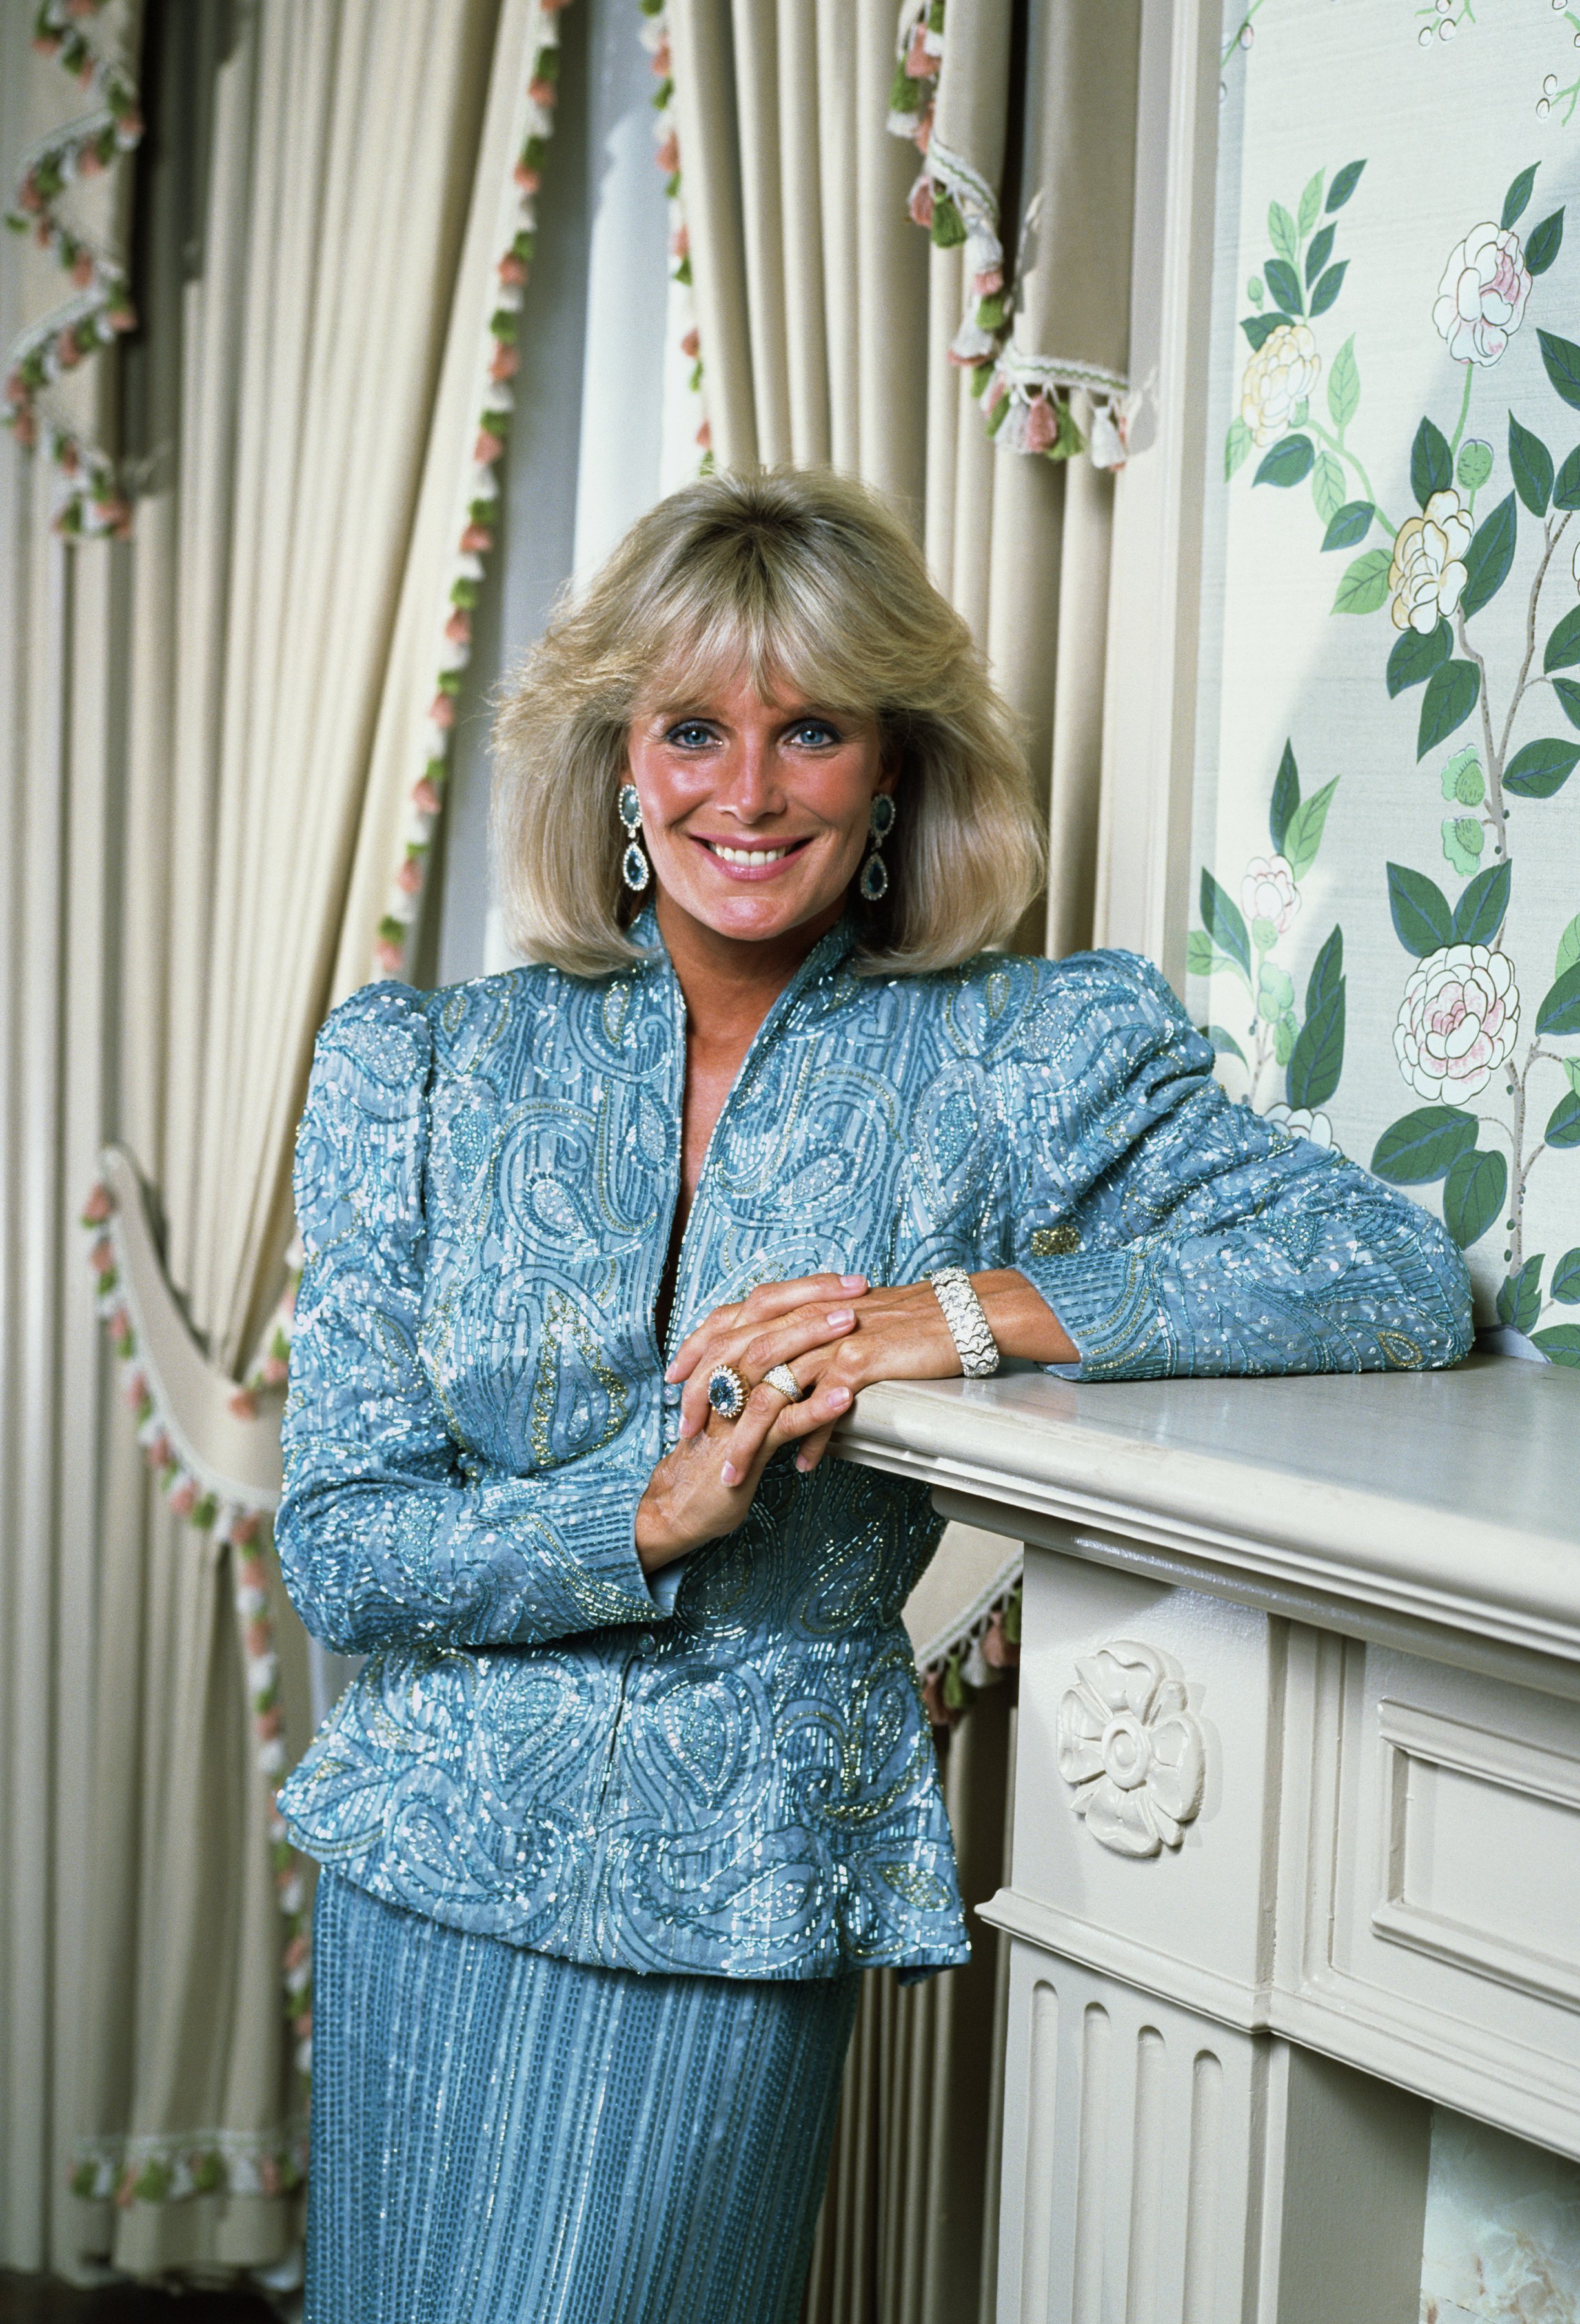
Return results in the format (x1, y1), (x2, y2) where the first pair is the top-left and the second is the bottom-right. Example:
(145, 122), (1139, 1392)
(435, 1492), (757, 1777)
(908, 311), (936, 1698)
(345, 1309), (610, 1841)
(695, 837), (811, 867)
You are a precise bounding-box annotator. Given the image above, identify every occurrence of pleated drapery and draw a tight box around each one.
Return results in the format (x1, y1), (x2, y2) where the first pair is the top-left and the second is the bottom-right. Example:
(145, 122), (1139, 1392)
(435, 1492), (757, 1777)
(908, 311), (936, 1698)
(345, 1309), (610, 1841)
(0, 0), (580, 2278)
(658, 6), (1138, 2316)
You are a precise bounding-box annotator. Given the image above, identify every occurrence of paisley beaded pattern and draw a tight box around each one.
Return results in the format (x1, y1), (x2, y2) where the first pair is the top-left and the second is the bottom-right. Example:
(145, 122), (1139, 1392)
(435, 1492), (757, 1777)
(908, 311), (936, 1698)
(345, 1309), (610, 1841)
(276, 913), (1472, 1981)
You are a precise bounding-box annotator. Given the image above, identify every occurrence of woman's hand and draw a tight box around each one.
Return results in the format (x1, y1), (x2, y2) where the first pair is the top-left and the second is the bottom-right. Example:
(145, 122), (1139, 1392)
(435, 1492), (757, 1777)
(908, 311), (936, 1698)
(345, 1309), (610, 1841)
(665, 1266), (1077, 1491)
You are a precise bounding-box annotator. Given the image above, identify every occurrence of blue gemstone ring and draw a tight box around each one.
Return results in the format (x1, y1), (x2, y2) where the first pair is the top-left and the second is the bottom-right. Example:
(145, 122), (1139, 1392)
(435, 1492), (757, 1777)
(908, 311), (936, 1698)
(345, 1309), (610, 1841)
(706, 1363), (747, 1421)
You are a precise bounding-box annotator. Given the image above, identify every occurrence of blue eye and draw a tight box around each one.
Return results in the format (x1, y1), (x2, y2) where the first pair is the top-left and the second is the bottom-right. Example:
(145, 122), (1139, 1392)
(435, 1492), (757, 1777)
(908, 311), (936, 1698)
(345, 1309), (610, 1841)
(667, 722), (714, 748)
(791, 720), (838, 748)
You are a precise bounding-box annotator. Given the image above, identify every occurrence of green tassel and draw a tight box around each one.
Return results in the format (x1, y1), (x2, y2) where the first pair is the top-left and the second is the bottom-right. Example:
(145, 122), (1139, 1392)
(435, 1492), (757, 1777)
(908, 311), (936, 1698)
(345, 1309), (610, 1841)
(134, 2161), (172, 2203)
(969, 360), (994, 400)
(192, 1494), (217, 1531)
(651, 75), (674, 109)
(190, 2152), (225, 2196)
(423, 757), (447, 786)
(927, 0), (946, 32)
(975, 290), (1006, 334)
(984, 391), (1010, 438)
(511, 230), (536, 263)
(888, 56), (921, 113)
(68, 2161), (99, 2199)
(436, 671), (462, 697)
(1049, 398), (1086, 462)
(674, 256), (693, 286)
(700, 448), (716, 476)
(522, 136), (547, 172)
(1002, 1584), (1022, 1646)
(689, 359), (704, 393)
(480, 407), (512, 436)
(532, 45), (559, 83)
(378, 915), (405, 946)
(450, 578), (480, 608)
(929, 190), (966, 250)
(941, 1658), (968, 1712)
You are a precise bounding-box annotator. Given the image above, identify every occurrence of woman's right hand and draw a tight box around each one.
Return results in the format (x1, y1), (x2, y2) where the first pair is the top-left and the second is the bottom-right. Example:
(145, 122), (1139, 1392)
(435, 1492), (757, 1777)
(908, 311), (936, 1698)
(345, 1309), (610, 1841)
(634, 1272), (869, 1572)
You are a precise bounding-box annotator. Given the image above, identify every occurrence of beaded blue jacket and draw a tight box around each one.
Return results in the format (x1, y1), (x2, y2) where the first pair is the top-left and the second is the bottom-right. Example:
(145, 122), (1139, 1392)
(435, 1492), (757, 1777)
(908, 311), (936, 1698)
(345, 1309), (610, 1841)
(274, 913), (1472, 1981)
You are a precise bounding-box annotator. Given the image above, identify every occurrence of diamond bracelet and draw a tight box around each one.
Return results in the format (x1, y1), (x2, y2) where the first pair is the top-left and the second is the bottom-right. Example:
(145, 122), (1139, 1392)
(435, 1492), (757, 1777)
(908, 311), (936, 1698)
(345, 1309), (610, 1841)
(927, 1267), (1000, 1378)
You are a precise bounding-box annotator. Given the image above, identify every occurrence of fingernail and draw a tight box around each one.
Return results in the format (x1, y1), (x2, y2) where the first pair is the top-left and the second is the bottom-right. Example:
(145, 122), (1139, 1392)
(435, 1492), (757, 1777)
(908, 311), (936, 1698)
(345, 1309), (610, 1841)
(840, 1274), (867, 1290)
(796, 1453), (812, 1472)
(827, 1387), (851, 1409)
(720, 1462), (739, 1487)
(826, 1308), (853, 1327)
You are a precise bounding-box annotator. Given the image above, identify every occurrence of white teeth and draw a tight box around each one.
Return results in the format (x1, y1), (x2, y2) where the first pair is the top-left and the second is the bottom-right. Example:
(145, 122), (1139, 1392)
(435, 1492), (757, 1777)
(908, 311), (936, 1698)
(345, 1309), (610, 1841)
(709, 843), (791, 864)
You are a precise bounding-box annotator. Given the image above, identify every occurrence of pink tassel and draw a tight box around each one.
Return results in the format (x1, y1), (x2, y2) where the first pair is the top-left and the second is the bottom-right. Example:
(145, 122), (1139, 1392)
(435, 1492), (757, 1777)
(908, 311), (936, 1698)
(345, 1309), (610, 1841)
(123, 1371), (148, 1409)
(982, 371), (1008, 413)
(228, 1387), (258, 1421)
(170, 1478), (198, 1518)
(412, 776), (442, 814)
(669, 223), (689, 261)
(680, 327), (700, 359)
(77, 145), (105, 176)
(81, 1183), (113, 1223)
(489, 345), (519, 383)
(915, 110), (932, 155)
(498, 254), (529, 287)
(460, 522), (492, 553)
(514, 162), (541, 194)
(261, 1352), (289, 1386)
(230, 1513), (261, 1549)
(1023, 396), (1057, 453)
(89, 1236), (114, 1272)
(528, 75), (556, 106)
(651, 39), (671, 74)
(145, 1431), (173, 1470)
(972, 267), (1003, 298)
(907, 176), (934, 230)
(445, 609), (471, 646)
(655, 132), (679, 175)
(696, 419), (711, 450)
(429, 695), (456, 729)
(396, 857), (423, 895)
(256, 1705), (283, 1740)
(474, 429), (505, 464)
(56, 329), (82, 370)
(284, 1933), (309, 1971)
(906, 22), (931, 75)
(245, 1615), (272, 1658)
(981, 1609), (1020, 1669)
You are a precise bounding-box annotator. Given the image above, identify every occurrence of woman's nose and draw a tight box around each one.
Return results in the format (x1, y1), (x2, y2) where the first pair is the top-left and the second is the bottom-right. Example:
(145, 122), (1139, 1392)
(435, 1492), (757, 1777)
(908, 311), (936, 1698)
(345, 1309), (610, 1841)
(714, 734), (782, 819)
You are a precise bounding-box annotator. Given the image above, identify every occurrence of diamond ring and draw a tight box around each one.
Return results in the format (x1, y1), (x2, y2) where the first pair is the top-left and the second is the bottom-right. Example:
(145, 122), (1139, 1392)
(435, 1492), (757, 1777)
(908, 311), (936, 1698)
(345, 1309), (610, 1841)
(706, 1363), (747, 1421)
(764, 1363), (804, 1402)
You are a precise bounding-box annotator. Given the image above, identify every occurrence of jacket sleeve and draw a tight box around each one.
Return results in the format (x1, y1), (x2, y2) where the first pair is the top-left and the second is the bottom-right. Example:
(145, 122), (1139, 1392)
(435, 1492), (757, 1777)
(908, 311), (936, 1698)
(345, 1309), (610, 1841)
(996, 952), (1474, 1381)
(277, 983), (667, 1654)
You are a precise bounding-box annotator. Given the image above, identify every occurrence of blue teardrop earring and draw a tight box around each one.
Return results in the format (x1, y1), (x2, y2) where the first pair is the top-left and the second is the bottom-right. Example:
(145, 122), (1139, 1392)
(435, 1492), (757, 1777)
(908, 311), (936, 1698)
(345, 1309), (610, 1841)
(859, 793), (896, 902)
(619, 782), (651, 893)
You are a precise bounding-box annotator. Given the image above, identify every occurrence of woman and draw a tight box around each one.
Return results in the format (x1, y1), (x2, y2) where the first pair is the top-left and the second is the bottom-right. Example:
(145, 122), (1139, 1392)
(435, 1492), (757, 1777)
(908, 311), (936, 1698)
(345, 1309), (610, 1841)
(277, 469), (1471, 2321)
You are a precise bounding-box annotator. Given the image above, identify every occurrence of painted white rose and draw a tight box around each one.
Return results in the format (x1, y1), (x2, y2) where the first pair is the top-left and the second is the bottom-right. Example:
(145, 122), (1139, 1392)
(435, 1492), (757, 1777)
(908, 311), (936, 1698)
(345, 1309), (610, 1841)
(1432, 222), (1532, 366)
(1265, 1103), (1336, 1150)
(1393, 943), (1520, 1103)
(1388, 488), (1473, 634)
(1241, 854), (1301, 934)
(1239, 322), (1321, 447)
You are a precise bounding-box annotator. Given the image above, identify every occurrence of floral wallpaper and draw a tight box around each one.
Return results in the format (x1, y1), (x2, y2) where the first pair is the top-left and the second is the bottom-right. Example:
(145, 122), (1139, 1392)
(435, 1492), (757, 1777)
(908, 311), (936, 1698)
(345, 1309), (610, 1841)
(1199, 13), (1580, 2315)
(1195, 3), (1580, 1360)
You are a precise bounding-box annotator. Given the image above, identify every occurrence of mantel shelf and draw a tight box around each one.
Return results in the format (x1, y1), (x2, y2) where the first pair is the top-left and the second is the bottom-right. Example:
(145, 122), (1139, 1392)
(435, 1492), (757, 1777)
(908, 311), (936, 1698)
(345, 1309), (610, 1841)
(833, 1354), (1580, 1674)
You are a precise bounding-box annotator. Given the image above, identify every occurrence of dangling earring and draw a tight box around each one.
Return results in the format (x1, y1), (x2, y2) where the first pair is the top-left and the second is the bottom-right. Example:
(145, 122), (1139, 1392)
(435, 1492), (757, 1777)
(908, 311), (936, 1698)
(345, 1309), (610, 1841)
(619, 782), (651, 892)
(860, 793), (895, 902)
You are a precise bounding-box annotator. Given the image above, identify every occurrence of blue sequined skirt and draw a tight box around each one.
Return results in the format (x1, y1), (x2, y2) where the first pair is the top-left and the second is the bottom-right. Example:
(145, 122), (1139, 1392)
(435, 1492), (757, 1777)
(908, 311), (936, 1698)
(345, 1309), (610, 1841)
(305, 1871), (860, 2323)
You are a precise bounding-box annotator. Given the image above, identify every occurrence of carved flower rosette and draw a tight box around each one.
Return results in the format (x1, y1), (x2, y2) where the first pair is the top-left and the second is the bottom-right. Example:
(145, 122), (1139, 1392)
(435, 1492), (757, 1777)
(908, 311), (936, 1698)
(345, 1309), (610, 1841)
(1057, 1640), (1206, 1859)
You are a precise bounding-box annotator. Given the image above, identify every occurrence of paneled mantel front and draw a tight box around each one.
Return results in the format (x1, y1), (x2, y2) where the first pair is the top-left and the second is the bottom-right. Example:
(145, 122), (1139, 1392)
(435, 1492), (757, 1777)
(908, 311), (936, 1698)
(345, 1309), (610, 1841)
(835, 1356), (1580, 2324)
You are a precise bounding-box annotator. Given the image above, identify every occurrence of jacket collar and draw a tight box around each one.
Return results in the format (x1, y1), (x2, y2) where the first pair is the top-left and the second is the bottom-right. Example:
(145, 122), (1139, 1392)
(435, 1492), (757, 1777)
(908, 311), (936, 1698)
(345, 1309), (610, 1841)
(628, 904), (857, 1001)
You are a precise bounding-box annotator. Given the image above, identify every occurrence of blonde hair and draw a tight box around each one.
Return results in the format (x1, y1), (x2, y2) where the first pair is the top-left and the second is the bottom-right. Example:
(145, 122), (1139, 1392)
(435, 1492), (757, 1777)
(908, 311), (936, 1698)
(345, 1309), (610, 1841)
(491, 467), (1044, 978)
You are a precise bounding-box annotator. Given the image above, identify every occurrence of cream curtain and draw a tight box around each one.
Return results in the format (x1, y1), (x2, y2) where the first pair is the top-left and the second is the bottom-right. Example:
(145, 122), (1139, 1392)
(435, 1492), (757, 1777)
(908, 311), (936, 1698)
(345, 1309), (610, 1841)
(1, 0), (571, 2278)
(660, 3), (1139, 2313)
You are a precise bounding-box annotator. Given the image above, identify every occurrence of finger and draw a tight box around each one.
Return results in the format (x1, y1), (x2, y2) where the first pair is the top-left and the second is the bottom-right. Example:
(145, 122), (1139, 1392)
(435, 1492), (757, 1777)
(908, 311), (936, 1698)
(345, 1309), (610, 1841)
(718, 1379), (806, 1487)
(667, 1272), (868, 1381)
(678, 1305), (858, 1440)
(795, 1421), (838, 1474)
(761, 1372), (854, 1454)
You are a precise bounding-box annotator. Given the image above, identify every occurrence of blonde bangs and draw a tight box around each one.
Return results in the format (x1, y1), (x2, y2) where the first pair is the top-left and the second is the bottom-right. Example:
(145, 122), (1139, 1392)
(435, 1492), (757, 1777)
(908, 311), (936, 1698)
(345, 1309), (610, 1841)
(491, 468), (1045, 980)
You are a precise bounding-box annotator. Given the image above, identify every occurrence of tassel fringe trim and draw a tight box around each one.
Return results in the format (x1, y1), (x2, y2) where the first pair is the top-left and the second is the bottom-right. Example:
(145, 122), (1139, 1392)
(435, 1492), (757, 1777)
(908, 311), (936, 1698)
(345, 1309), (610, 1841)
(370, 0), (575, 984)
(641, 0), (713, 473)
(3, 0), (143, 536)
(918, 1575), (1022, 1729)
(68, 2125), (309, 2208)
(980, 354), (1135, 473)
(79, 1176), (316, 2139)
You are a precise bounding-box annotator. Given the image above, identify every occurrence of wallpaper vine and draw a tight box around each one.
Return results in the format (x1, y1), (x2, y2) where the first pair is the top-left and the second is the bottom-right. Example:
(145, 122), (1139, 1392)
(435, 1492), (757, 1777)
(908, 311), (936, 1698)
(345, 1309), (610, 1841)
(1194, 8), (1580, 1361)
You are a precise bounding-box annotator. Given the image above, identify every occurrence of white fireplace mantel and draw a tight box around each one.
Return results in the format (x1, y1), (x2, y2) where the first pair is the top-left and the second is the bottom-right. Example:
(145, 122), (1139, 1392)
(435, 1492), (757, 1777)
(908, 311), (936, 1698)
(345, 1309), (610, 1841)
(835, 1354), (1580, 2324)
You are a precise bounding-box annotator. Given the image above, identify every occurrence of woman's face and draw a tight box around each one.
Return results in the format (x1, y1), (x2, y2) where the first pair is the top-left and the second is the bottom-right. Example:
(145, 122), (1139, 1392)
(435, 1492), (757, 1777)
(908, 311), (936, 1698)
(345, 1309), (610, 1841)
(625, 664), (893, 951)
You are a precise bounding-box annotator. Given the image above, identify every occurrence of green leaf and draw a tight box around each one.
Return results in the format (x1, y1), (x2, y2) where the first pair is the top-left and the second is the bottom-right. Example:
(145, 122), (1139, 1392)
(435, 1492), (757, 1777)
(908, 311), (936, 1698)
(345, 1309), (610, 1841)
(1255, 433), (1315, 488)
(1553, 677), (1580, 732)
(1497, 1255), (1545, 1332)
(1531, 1325), (1580, 1365)
(1504, 737), (1580, 799)
(1556, 912), (1580, 980)
(1442, 816), (1484, 877)
(1186, 928), (1222, 978)
(1306, 924), (1343, 1014)
(1311, 452), (1346, 527)
(1388, 620), (1451, 697)
(1286, 980), (1345, 1109)
(1326, 159), (1366, 212)
(1451, 857), (1512, 945)
(1268, 201), (1298, 263)
(1206, 1023), (1248, 1065)
(1554, 445), (1580, 509)
(1508, 414), (1554, 515)
(1456, 438), (1495, 492)
(1333, 547), (1391, 615)
(1411, 416), (1452, 508)
(1322, 498), (1373, 550)
(1548, 1089), (1580, 1147)
(1305, 222), (1336, 287)
(1543, 603), (1580, 671)
(1328, 335), (1359, 431)
(1527, 209), (1565, 278)
(1387, 861), (1453, 956)
(1501, 163), (1539, 231)
(1200, 869), (1251, 978)
(1417, 660), (1481, 758)
(1441, 745), (1484, 804)
(1284, 777), (1339, 878)
(1442, 1147), (1508, 1249)
(1460, 493), (1518, 621)
(1248, 275), (1264, 306)
(1298, 170), (1325, 238)
(1309, 263), (1348, 318)
(1264, 257), (1304, 318)
(1270, 739), (1299, 854)
(1370, 1106), (1478, 1185)
(1552, 1248), (1580, 1304)
(1225, 416), (1253, 480)
(1539, 329), (1580, 411)
(1536, 962), (1580, 1034)
(1242, 313), (1286, 352)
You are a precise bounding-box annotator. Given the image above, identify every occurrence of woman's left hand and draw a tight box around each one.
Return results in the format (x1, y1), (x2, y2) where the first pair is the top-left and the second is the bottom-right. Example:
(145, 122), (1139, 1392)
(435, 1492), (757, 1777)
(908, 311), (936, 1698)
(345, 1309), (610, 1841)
(669, 1269), (1076, 1478)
